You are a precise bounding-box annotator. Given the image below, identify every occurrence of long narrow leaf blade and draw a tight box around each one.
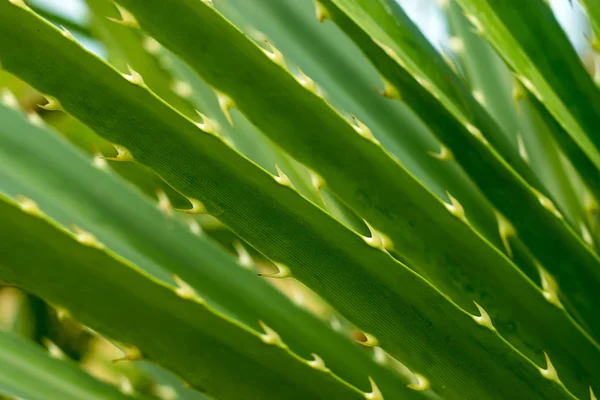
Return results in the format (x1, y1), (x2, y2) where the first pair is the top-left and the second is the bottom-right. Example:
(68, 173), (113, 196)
(444, 1), (588, 230)
(317, 0), (600, 348)
(0, 331), (131, 400)
(218, 0), (501, 244)
(0, 3), (583, 398)
(86, 1), (600, 396)
(0, 103), (411, 398)
(580, 0), (600, 45)
(0, 195), (366, 400)
(453, 0), (600, 172)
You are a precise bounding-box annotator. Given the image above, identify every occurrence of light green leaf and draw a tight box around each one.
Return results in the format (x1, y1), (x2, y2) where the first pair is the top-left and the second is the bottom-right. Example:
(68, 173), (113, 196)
(0, 103), (410, 399)
(453, 0), (600, 175)
(443, 0), (599, 266)
(327, 0), (535, 184)
(85, 0), (197, 119)
(319, 0), (600, 351)
(0, 331), (132, 400)
(444, 1), (588, 231)
(580, 0), (600, 46)
(0, 195), (367, 400)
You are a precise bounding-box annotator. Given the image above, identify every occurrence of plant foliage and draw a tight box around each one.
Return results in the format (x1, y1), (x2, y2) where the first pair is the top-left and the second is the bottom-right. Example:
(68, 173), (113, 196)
(0, 0), (600, 399)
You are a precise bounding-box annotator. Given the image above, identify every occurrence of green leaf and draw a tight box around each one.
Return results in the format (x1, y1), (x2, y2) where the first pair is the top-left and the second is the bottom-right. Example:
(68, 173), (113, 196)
(0, 104), (410, 399)
(217, 0), (501, 244)
(138, 362), (212, 400)
(327, 0), (536, 186)
(0, 288), (38, 337)
(444, 1), (588, 232)
(85, 0), (329, 208)
(85, 0), (197, 119)
(0, 4), (584, 398)
(453, 0), (600, 175)
(517, 90), (599, 232)
(0, 331), (131, 400)
(0, 194), (366, 400)
(44, 113), (192, 209)
(27, 3), (93, 38)
(580, 0), (600, 46)
(318, 0), (600, 350)
(154, 50), (325, 206)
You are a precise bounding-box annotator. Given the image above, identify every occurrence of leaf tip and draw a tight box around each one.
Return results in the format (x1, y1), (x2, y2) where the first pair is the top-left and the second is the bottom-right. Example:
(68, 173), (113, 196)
(380, 78), (401, 101)
(258, 320), (286, 348)
(313, 0), (331, 23)
(39, 95), (63, 111)
(465, 123), (487, 144)
(195, 110), (219, 135)
(59, 25), (75, 41)
(309, 170), (325, 191)
(362, 220), (393, 251)
(471, 301), (495, 331)
(308, 353), (330, 372)
(274, 164), (294, 189)
(72, 224), (105, 249)
(465, 14), (484, 35)
(406, 373), (430, 392)
(365, 377), (383, 400)
(538, 266), (564, 309)
(539, 352), (561, 384)
(107, 3), (140, 28)
(444, 192), (467, 223)
(296, 66), (319, 94)
(517, 75), (542, 100)
(496, 211), (515, 258)
(8, 0), (30, 9)
(122, 64), (145, 86)
(216, 91), (236, 127)
(112, 345), (143, 363)
(262, 39), (286, 68)
(355, 331), (378, 347)
(173, 274), (205, 303)
(104, 144), (134, 162)
(258, 262), (292, 279)
(351, 115), (379, 144)
(428, 145), (453, 161)
(533, 189), (563, 219)
(175, 198), (207, 215)
(16, 195), (43, 216)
